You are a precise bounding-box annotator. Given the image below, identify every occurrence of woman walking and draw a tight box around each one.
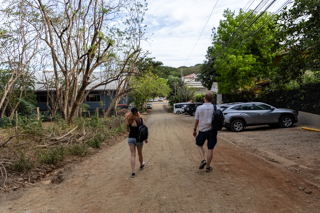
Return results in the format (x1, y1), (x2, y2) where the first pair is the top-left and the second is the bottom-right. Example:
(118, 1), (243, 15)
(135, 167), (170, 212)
(125, 107), (148, 178)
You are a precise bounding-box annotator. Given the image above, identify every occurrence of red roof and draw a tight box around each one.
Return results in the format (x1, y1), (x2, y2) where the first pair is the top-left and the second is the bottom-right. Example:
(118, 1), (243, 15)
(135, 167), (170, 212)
(184, 73), (194, 78)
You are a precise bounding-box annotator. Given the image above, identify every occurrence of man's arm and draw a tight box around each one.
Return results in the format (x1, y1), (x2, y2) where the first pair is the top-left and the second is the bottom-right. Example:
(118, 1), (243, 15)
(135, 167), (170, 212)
(193, 120), (199, 137)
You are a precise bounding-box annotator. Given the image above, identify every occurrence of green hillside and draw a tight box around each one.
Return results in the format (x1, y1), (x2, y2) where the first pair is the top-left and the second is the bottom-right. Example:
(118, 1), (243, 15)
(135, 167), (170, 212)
(170, 64), (202, 78)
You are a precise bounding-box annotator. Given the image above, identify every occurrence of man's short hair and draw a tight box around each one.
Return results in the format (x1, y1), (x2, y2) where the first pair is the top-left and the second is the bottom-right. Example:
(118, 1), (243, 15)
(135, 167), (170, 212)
(204, 92), (213, 102)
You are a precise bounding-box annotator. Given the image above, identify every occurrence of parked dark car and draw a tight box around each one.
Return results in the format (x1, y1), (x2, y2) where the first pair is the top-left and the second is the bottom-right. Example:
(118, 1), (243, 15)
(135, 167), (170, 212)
(220, 102), (298, 132)
(184, 102), (203, 116)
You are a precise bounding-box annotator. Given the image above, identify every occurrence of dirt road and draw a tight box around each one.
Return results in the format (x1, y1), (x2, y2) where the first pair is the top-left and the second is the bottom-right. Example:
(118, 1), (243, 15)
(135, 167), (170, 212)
(1, 103), (319, 213)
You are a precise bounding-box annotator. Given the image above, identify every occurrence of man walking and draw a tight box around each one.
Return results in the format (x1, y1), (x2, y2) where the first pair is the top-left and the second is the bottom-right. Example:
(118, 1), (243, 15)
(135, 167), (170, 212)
(193, 92), (217, 172)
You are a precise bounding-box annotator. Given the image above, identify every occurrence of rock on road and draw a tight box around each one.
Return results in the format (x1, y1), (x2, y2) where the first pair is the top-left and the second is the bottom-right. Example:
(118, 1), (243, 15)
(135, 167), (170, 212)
(1, 102), (319, 213)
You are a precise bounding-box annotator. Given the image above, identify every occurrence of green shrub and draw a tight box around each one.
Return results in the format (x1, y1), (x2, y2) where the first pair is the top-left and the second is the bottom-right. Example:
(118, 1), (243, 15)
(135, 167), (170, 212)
(195, 93), (205, 102)
(12, 153), (35, 172)
(39, 146), (66, 165)
(18, 115), (44, 136)
(0, 117), (13, 129)
(68, 144), (88, 156)
(87, 133), (106, 148)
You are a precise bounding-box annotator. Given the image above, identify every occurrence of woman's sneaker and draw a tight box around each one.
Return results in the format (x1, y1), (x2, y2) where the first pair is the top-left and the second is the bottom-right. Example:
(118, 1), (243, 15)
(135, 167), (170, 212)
(140, 162), (145, 170)
(131, 173), (136, 178)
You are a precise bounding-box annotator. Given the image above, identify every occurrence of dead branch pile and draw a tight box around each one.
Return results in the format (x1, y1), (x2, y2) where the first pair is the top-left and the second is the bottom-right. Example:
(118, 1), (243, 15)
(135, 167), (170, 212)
(36, 126), (96, 148)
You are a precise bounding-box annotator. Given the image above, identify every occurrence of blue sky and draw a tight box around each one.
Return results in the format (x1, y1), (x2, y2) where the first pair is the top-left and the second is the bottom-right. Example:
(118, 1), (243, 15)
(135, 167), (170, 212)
(141, 0), (289, 68)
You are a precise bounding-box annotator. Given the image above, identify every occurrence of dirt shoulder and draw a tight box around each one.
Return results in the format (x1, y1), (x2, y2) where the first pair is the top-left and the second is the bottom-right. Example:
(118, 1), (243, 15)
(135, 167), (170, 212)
(0, 103), (319, 213)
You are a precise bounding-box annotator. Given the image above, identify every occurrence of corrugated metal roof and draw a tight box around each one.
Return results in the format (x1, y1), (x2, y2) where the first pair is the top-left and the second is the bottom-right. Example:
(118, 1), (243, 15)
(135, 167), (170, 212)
(34, 71), (119, 91)
(184, 73), (195, 78)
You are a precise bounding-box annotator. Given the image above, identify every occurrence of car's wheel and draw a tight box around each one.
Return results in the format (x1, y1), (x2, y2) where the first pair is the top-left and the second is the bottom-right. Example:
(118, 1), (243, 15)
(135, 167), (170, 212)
(231, 119), (245, 132)
(176, 110), (181, 114)
(280, 115), (293, 128)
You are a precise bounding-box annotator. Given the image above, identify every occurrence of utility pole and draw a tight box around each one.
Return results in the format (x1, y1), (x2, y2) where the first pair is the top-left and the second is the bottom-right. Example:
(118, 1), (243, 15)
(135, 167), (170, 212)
(180, 67), (183, 102)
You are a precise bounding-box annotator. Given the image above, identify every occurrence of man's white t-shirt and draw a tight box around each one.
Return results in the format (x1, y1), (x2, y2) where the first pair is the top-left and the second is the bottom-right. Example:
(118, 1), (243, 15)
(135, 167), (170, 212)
(195, 103), (214, 132)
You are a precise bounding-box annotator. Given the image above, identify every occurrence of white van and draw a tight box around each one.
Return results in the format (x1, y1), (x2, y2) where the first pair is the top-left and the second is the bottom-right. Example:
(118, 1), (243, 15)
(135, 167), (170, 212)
(173, 103), (188, 114)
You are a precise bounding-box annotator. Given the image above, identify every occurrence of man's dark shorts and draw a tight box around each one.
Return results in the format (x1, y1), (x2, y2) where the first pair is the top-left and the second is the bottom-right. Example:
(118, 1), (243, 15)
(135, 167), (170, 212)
(196, 129), (217, 150)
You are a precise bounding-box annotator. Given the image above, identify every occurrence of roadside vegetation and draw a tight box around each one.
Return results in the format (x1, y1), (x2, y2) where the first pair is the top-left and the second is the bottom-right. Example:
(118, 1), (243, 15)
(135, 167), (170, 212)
(0, 113), (127, 192)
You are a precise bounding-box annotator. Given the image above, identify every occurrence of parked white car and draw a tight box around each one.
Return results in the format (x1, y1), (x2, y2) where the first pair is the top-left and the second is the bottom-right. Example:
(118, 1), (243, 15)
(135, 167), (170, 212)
(159, 97), (164, 101)
(173, 102), (188, 114)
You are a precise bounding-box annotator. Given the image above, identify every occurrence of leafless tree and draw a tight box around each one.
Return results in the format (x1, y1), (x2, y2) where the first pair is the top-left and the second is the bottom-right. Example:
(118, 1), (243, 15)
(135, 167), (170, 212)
(23, 0), (148, 124)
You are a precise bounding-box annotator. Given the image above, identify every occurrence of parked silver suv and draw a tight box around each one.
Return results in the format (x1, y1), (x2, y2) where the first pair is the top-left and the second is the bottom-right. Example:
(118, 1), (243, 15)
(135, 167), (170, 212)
(220, 102), (298, 132)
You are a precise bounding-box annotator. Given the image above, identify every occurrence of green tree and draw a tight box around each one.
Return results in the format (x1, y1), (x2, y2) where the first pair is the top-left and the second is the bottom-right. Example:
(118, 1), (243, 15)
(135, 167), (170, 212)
(137, 58), (180, 79)
(130, 72), (170, 109)
(168, 85), (196, 106)
(167, 75), (181, 96)
(198, 47), (218, 90)
(202, 9), (278, 93)
(274, 0), (320, 85)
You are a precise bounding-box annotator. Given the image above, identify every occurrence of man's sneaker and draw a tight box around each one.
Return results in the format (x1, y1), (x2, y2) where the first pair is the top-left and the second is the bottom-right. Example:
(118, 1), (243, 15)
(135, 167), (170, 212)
(140, 162), (146, 169)
(131, 173), (136, 178)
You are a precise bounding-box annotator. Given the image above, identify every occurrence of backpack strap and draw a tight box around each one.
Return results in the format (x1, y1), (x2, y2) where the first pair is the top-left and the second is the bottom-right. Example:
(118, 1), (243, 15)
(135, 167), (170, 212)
(214, 105), (217, 111)
(136, 117), (143, 126)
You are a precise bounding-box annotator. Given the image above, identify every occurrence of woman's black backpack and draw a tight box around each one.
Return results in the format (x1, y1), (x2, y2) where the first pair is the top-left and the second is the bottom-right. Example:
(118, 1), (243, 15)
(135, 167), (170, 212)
(212, 105), (224, 131)
(136, 118), (148, 142)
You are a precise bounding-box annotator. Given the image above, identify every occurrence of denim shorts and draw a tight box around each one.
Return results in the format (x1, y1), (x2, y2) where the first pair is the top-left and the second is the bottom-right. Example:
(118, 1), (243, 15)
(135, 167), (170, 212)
(128, 137), (144, 147)
(196, 129), (217, 150)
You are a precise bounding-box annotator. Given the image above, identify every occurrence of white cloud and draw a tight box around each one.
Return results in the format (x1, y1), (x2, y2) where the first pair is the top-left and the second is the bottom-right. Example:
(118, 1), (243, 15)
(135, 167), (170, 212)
(141, 0), (288, 68)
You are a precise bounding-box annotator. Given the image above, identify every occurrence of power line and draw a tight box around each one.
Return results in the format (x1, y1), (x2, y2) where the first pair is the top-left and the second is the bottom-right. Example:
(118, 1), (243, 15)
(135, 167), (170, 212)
(215, 0), (277, 58)
(214, 0), (293, 68)
(183, 0), (220, 66)
(243, 0), (256, 11)
(212, 0), (271, 60)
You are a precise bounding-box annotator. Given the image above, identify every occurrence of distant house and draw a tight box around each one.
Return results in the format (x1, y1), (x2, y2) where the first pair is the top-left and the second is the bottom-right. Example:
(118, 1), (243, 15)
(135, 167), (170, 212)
(182, 73), (218, 94)
(34, 71), (128, 113)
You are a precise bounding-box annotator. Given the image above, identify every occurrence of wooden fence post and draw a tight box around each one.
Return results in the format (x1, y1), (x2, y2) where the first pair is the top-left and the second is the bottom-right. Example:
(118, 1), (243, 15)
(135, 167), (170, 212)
(36, 107), (40, 121)
(96, 108), (99, 119)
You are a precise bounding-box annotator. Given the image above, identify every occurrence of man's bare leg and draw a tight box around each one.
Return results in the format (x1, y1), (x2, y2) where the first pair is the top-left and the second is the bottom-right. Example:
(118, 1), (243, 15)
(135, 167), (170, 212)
(206, 149), (213, 168)
(198, 146), (205, 161)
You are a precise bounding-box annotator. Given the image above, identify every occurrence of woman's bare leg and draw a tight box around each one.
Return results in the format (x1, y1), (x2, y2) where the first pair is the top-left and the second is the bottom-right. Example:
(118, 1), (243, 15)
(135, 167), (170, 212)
(137, 146), (143, 166)
(129, 144), (136, 173)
